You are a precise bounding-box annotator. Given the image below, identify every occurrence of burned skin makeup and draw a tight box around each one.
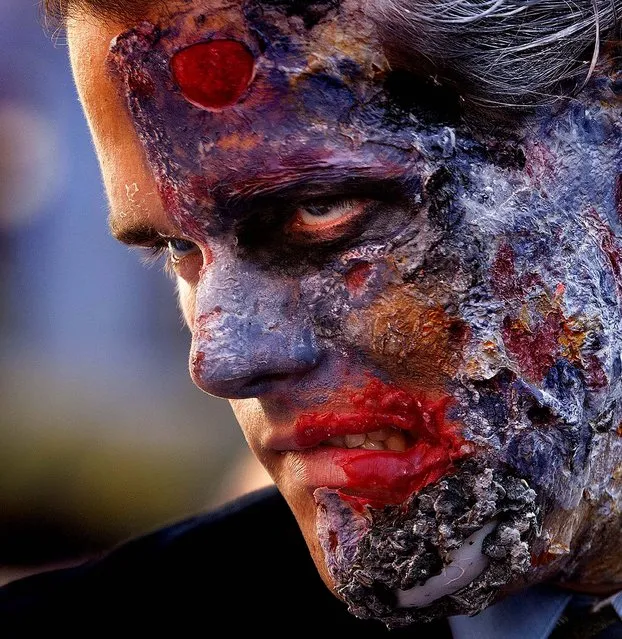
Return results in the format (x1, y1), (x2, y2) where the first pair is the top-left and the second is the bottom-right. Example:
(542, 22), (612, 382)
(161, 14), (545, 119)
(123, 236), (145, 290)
(105, 0), (622, 628)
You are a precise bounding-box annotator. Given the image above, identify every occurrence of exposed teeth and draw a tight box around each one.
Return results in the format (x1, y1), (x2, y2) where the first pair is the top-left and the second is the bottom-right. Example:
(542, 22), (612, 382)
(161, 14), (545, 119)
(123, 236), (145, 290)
(385, 431), (408, 452)
(367, 428), (392, 442)
(345, 434), (366, 448)
(361, 438), (385, 450)
(323, 429), (410, 451)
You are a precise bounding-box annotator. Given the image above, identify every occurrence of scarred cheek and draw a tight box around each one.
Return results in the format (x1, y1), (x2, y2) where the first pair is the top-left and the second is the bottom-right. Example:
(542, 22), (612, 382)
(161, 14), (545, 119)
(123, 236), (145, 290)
(340, 256), (403, 306)
(489, 241), (609, 387)
(344, 261), (374, 296)
(345, 284), (469, 387)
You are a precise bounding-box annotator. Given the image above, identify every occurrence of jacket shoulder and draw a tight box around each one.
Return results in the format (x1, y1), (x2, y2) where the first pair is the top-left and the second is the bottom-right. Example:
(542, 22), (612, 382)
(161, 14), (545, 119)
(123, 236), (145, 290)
(0, 486), (452, 637)
(0, 487), (304, 631)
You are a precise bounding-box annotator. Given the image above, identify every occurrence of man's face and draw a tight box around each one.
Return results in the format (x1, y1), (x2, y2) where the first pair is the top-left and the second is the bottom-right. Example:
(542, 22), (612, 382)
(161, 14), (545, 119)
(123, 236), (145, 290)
(68, 0), (622, 626)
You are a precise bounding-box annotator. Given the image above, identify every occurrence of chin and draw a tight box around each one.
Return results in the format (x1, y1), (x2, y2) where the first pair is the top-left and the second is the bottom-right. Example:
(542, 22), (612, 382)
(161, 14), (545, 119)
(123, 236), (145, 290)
(311, 457), (542, 629)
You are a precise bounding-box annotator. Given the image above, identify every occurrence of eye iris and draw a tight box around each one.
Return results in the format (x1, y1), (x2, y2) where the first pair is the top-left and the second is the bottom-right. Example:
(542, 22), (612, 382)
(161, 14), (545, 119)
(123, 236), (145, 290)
(171, 40), (256, 110)
(168, 239), (196, 258)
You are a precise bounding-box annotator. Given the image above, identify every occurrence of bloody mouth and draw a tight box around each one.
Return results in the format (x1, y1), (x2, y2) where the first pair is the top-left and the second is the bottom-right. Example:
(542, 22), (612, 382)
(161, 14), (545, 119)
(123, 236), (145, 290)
(292, 379), (472, 506)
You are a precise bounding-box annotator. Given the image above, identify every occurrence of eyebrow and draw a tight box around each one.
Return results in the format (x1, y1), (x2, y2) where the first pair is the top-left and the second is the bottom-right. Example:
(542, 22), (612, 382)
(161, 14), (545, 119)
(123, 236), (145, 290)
(222, 163), (409, 203)
(109, 217), (164, 246)
(109, 163), (412, 245)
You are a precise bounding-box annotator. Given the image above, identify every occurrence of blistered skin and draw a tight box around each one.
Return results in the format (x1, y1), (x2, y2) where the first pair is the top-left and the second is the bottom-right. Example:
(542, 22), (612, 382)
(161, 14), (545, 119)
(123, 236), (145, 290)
(315, 461), (540, 627)
(106, 0), (622, 626)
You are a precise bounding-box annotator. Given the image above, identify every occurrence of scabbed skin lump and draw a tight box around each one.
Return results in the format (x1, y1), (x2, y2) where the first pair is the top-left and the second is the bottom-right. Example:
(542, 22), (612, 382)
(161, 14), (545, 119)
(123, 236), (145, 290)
(316, 460), (539, 628)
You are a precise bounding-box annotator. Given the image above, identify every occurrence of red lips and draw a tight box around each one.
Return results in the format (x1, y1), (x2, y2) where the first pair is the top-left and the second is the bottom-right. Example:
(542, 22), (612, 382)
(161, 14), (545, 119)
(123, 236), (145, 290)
(293, 378), (472, 506)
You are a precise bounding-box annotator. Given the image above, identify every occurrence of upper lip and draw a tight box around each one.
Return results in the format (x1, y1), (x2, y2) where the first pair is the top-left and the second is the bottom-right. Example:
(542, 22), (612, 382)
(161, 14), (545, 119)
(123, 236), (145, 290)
(269, 381), (452, 451)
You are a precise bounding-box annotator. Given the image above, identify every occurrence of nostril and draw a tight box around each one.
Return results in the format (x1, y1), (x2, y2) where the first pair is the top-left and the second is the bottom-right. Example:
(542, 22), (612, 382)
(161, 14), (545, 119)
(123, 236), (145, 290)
(196, 370), (312, 400)
(238, 371), (295, 396)
(190, 344), (321, 399)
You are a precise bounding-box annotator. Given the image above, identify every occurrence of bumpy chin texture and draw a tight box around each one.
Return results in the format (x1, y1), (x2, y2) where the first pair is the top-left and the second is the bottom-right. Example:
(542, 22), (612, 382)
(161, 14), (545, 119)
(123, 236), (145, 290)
(315, 459), (540, 628)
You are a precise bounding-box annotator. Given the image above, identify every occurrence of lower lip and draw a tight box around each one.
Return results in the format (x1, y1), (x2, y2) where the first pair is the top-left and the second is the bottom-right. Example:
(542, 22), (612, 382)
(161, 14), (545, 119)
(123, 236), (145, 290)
(289, 438), (469, 507)
(288, 379), (472, 506)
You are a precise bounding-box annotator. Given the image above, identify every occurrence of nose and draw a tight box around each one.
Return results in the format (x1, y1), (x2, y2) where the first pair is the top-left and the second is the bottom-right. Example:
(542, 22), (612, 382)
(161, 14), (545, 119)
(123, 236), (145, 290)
(189, 257), (320, 399)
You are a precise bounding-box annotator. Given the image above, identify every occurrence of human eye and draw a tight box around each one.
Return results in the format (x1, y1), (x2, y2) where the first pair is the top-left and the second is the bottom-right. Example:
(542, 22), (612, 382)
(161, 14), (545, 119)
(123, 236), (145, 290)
(166, 238), (200, 263)
(141, 236), (203, 282)
(287, 198), (371, 242)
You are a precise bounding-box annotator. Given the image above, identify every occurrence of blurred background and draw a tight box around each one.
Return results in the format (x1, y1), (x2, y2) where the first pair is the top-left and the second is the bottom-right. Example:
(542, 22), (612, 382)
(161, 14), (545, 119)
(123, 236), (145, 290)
(0, 0), (271, 585)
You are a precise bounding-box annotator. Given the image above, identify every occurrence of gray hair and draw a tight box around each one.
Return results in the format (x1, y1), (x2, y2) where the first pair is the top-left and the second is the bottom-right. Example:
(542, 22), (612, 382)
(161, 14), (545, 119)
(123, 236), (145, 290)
(370, 0), (621, 107)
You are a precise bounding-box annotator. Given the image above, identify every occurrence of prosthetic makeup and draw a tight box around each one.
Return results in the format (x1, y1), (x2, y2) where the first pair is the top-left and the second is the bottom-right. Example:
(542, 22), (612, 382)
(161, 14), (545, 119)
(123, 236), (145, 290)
(105, 0), (622, 628)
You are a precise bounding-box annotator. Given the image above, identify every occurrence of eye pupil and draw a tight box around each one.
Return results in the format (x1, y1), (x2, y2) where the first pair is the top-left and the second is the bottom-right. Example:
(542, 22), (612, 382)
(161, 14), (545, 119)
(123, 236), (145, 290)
(169, 239), (194, 251)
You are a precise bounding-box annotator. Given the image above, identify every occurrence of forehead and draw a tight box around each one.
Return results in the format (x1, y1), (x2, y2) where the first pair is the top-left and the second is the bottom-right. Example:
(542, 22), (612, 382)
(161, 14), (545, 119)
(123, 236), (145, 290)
(79, 0), (420, 231)
(106, 0), (387, 120)
(72, 0), (384, 86)
(68, 0), (390, 151)
(67, 0), (369, 39)
(67, 0), (621, 244)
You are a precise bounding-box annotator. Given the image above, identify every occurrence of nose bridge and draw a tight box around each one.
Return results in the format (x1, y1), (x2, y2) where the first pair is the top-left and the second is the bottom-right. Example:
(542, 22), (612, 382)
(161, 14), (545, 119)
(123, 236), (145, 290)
(190, 254), (319, 397)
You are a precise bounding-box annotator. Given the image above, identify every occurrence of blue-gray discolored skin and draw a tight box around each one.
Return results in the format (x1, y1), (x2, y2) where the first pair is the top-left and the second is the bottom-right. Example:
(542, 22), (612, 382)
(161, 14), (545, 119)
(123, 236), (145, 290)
(107, 0), (622, 625)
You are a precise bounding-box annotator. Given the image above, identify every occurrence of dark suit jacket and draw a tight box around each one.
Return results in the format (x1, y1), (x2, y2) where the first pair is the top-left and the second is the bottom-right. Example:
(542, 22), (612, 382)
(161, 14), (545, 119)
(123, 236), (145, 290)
(0, 487), (452, 637)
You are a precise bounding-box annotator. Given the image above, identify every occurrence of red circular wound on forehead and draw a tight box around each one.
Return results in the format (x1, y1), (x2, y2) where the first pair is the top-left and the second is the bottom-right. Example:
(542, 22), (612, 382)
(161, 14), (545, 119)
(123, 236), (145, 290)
(171, 40), (255, 110)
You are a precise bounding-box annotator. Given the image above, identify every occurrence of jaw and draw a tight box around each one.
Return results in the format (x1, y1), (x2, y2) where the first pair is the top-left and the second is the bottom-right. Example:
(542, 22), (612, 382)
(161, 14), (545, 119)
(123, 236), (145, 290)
(312, 458), (541, 628)
(262, 432), (542, 627)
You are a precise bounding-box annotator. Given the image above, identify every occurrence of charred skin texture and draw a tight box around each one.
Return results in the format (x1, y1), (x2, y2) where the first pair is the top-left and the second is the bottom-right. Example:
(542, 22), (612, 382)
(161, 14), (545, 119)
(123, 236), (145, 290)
(316, 460), (539, 628)
(105, 0), (622, 626)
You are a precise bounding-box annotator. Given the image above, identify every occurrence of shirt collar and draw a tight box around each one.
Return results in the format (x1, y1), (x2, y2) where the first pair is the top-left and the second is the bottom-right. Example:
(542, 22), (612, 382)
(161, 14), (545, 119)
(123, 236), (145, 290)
(448, 585), (573, 639)
(449, 587), (622, 639)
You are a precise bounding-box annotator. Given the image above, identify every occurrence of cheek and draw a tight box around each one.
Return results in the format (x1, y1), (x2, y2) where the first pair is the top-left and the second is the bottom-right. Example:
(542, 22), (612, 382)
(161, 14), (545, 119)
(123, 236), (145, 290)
(344, 284), (469, 388)
(230, 399), (253, 429)
(176, 250), (214, 329)
(230, 400), (270, 459)
(177, 278), (196, 328)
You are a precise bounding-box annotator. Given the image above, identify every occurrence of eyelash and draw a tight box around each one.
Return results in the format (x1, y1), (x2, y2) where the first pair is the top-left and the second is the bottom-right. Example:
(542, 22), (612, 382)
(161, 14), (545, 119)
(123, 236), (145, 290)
(296, 199), (358, 224)
(137, 197), (370, 273)
(138, 242), (178, 278)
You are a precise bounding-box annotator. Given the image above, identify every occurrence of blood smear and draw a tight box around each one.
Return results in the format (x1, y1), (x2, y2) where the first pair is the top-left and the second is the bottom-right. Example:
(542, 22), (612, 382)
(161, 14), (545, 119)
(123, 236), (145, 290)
(171, 40), (255, 110)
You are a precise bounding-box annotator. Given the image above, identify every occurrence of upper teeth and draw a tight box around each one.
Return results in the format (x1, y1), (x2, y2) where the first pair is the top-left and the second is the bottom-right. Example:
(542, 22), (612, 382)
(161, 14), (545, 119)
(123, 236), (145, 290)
(324, 428), (409, 452)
